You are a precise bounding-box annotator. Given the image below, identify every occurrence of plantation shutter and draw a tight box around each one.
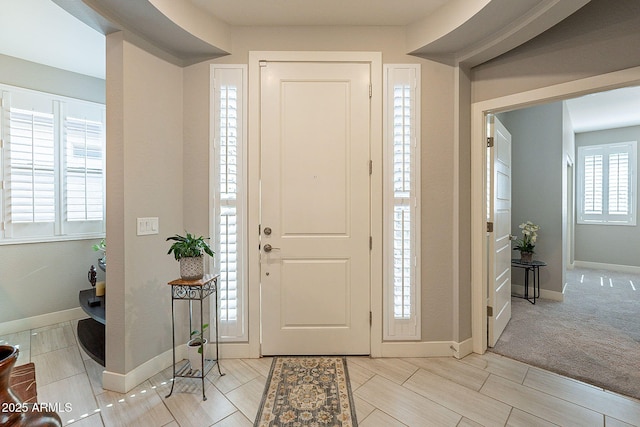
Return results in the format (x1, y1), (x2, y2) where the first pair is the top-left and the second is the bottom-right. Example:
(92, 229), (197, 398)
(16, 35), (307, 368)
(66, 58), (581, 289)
(3, 91), (57, 238)
(212, 65), (248, 342)
(62, 101), (105, 235)
(582, 153), (603, 215)
(383, 65), (421, 341)
(578, 141), (636, 225)
(608, 151), (629, 216)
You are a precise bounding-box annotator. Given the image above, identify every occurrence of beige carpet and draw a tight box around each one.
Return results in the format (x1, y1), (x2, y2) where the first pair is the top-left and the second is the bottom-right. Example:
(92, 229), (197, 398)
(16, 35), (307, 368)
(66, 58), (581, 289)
(491, 267), (640, 400)
(254, 356), (357, 427)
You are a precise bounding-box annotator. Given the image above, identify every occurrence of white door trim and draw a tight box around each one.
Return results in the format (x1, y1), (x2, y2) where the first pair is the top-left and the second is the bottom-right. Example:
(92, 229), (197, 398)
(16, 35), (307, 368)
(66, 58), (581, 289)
(471, 66), (640, 354)
(248, 51), (383, 358)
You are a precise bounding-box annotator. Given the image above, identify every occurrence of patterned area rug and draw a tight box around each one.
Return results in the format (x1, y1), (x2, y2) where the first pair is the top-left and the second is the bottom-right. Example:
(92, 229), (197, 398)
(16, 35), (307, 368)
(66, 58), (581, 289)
(254, 357), (357, 427)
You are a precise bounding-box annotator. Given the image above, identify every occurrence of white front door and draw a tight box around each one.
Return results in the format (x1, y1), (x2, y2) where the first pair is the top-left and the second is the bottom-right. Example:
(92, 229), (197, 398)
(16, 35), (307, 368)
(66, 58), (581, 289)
(259, 61), (371, 355)
(488, 115), (512, 347)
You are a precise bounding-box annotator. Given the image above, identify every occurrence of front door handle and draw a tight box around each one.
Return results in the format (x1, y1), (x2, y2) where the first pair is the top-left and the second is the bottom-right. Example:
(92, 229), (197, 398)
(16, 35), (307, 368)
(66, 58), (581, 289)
(263, 244), (280, 253)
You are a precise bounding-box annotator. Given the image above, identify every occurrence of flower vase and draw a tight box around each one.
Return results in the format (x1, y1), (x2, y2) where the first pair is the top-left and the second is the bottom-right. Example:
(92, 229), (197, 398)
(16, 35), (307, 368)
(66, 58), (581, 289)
(520, 251), (533, 263)
(0, 346), (21, 426)
(0, 345), (62, 426)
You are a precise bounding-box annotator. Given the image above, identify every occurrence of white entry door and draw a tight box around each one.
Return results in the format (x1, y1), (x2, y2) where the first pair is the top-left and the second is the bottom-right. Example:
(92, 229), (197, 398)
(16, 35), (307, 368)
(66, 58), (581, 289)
(488, 115), (512, 347)
(259, 61), (371, 355)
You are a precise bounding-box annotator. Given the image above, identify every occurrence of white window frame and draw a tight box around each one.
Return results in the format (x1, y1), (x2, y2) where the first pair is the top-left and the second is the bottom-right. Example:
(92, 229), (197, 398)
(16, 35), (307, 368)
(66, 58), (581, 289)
(383, 64), (421, 341)
(210, 65), (248, 342)
(0, 84), (105, 244)
(577, 141), (636, 226)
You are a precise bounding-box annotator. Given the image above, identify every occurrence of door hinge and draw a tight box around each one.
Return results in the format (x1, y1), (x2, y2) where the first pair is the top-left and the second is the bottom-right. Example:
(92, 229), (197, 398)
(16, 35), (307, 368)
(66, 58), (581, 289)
(487, 137), (494, 148)
(369, 311), (372, 326)
(487, 306), (493, 317)
(369, 84), (372, 98)
(258, 224), (261, 235)
(369, 160), (373, 175)
(369, 236), (373, 250)
(487, 222), (493, 232)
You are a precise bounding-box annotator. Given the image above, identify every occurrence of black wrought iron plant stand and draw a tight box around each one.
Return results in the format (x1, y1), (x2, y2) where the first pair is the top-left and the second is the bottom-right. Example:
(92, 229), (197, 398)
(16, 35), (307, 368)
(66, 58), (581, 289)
(166, 274), (224, 401)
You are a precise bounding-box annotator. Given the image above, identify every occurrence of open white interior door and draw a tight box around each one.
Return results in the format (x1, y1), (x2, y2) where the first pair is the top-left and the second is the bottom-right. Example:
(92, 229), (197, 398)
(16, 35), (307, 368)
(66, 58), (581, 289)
(488, 115), (512, 347)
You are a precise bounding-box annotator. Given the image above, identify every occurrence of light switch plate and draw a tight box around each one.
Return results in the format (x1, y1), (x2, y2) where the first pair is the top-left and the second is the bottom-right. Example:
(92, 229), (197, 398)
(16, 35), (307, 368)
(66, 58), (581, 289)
(137, 217), (159, 235)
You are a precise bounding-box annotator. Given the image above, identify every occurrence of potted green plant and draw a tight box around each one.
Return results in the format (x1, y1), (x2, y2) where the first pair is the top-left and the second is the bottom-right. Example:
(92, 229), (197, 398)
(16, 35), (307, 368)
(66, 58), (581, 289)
(187, 323), (209, 371)
(513, 221), (540, 263)
(166, 232), (214, 280)
(92, 238), (106, 270)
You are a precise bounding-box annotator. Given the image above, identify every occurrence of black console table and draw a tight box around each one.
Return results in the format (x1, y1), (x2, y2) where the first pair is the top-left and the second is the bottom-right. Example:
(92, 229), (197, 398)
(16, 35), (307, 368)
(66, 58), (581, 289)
(77, 289), (105, 366)
(511, 259), (547, 304)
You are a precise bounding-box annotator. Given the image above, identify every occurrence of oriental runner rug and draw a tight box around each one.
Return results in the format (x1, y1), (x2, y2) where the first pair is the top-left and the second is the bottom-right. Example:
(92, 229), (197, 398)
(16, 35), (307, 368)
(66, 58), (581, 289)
(254, 356), (358, 427)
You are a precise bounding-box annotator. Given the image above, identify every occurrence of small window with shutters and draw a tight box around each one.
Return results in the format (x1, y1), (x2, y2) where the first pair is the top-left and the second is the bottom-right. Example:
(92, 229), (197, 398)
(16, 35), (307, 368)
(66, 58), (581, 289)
(0, 85), (105, 243)
(577, 141), (636, 226)
(383, 64), (421, 341)
(211, 65), (248, 342)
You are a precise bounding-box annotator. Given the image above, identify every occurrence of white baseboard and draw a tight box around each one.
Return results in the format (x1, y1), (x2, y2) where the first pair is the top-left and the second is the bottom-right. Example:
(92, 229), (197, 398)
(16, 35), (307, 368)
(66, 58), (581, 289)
(574, 261), (640, 275)
(0, 307), (86, 335)
(380, 341), (462, 358)
(451, 338), (474, 359)
(103, 338), (475, 393)
(218, 342), (252, 359)
(511, 284), (563, 301)
(103, 345), (186, 394)
(101, 341), (251, 394)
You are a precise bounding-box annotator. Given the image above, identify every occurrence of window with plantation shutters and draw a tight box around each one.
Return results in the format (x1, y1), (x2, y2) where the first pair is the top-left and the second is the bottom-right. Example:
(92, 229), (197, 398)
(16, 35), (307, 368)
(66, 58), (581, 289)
(578, 141), (636, 225)
(65, 117), (104, 223)
(211, 65), (248, 342)
(0, 85), (105, 242)
(7, 107), (56, 225)
(383, 64), (421, 341)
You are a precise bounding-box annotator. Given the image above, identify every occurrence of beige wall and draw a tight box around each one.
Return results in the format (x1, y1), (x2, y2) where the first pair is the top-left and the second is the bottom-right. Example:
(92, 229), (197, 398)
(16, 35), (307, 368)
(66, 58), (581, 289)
(500, 103), (565, 294)
(472, 0), (640, 102)
(184, 25), (459, 343)
(106, 33), (186, 374)
(455, 65), (472, 341)
(0, 240), (105, 323)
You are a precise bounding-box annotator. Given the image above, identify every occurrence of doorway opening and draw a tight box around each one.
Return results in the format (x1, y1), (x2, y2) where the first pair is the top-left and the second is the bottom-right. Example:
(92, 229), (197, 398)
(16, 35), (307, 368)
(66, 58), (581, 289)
(472, 67), (640, 354)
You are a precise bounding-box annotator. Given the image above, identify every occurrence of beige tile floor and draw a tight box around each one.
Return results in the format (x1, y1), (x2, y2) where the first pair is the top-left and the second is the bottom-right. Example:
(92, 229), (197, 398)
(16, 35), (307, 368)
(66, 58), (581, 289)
(2, 318), (640, 426)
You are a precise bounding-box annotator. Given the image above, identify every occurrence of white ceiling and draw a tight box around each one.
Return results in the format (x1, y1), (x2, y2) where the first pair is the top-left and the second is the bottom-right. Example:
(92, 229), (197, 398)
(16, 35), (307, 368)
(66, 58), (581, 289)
(0, 0), (105, 79)
(565, 86), (640, 133)
(188, 0), (448, 26)
(2, 0), (639, 134)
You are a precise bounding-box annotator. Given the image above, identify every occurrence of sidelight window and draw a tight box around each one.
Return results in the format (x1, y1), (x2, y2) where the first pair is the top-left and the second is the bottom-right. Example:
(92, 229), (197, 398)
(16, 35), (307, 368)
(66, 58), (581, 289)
(383, 65), (421, 340)
(211, 65), (248, 342)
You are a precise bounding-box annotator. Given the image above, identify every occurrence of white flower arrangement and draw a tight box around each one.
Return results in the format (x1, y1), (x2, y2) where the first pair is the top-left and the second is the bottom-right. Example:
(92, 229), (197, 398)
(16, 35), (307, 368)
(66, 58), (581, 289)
(514, 221), (540, 253)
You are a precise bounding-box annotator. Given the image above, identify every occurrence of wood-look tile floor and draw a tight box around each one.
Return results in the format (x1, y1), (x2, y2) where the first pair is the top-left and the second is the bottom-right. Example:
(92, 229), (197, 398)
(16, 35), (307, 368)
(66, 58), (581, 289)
(2, 319), (640, 426)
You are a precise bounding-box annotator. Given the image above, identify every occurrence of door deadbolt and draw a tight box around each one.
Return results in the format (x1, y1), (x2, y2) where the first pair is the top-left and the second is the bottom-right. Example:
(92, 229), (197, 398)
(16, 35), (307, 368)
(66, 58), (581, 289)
(264, 227), (272, 235)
